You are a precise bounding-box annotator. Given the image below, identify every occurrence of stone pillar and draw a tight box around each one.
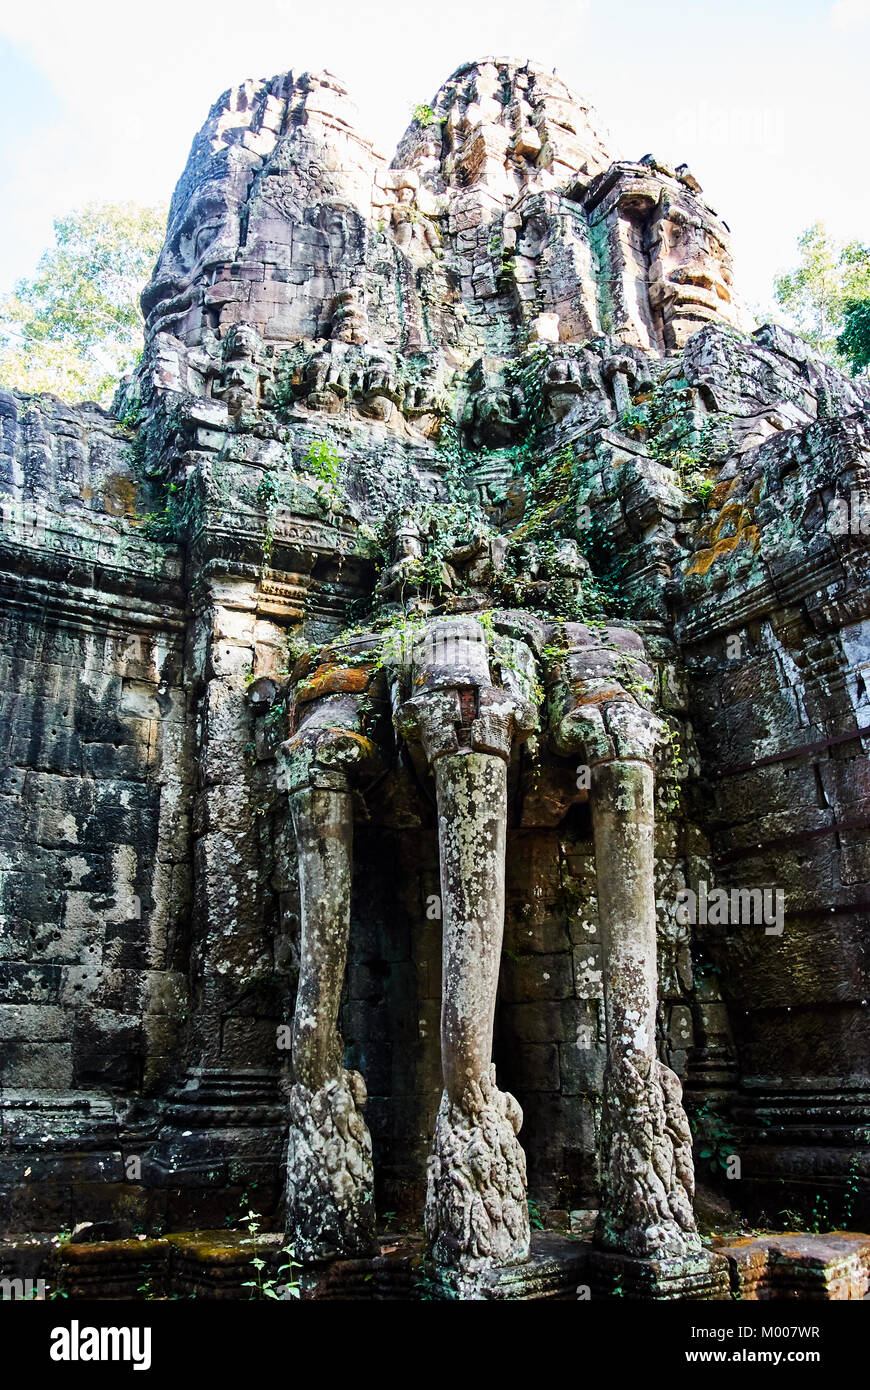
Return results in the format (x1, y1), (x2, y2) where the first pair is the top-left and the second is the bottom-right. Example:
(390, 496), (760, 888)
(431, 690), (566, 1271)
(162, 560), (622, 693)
(591, 756), (699, 1259)
(276, 661), (384, 1264)
(427, 750), (529, 1271)
(289, 784), (355, 1091)
(547, 624), (701, 1263)
(282, 779), (375, 1262)
(434, 752), (506, 1103)
(396, 617), (533, 1273)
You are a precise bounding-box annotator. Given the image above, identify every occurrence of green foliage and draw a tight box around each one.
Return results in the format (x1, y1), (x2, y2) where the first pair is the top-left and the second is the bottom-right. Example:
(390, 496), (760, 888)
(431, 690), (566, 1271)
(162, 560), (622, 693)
(437, 414), (481, 508)
(303, 439), (344, 511)
(694, 478), (716, 508)
(257, 472), (280, 507)
(620, 405), (648, 436)
(691, 1101), (737, 1177)
(0, 201), (167, 405)
(361, 415), (494, 612)
(638, 377), (733, 500)
(779, 1195), (831, 1236)
(774, 222), (870, 369)
(504, 342), (552, 441)
(411, 103), (436, 126)
(269, 343), (307, 417)
(264, 698), (287, 729)
(837, 298), (870, 376)
(840, 1150), (862, 1228)
(380, 1209), (411, 1234)
(140, 478), (188, 541)
(808, 1193), (830, 1234)
(239, 1208), (301, 1301)
(414, 1261), (460, 1300)
(257, 471), (280, 567)
(499, 345), (628, 616)
(657, 716), (684, 815)
(669, 447), (713, 497)
(781, 1143), (868, 1233)
(498, 245), (517, 285)
(527, 1198), (545, 1231)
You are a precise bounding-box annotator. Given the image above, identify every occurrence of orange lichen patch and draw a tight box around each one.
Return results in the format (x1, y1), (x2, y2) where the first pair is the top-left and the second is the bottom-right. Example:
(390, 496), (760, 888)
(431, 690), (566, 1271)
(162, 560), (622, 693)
(685, 522), (760, 575)
(712, 501), (746, 537)
(696, 500), (746, 549)
(292, 643), (342, 681)
(61, 1237), (168, 1259)
(685, 489), (761, 576)
(296, 663), (371, 703)
(103, 475), (139, 517)
(710, 477), (737, 509)
(315, 727), (381, 772)
(569, 681), (625, 705)
(291, 649), (316, 682)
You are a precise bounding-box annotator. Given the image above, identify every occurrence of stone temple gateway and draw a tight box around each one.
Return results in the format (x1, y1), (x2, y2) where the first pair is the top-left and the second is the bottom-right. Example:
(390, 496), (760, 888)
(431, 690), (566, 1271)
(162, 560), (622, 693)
(1, 57), (869, 1300)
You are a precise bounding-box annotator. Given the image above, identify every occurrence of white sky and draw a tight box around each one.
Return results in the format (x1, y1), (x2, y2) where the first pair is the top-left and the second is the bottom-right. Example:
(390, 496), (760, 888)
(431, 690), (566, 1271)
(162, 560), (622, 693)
(1, 0), (868, 314)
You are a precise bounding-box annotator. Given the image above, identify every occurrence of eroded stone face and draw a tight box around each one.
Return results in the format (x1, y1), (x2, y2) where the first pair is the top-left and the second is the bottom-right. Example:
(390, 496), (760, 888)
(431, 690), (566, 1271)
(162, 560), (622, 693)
(3, 55), (870, 1279)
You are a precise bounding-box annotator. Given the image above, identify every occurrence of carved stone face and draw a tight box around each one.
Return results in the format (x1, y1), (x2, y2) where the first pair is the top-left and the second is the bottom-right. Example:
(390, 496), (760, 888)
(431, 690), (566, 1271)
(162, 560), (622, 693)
(650, 199), (735, 346)
(223, 325), (259, 363)
(666, 212), (728, 287)
(140, 72), (381, 351)
(142, 183), (243, 342)
(512, 541), (542, 580)
(395, 532), (422, 560)
(518, 210), (551, 261)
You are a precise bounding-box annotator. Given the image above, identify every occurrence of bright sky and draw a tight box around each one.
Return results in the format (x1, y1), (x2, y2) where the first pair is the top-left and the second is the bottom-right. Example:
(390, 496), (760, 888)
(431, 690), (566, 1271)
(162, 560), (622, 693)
(1, 0), (868, 315)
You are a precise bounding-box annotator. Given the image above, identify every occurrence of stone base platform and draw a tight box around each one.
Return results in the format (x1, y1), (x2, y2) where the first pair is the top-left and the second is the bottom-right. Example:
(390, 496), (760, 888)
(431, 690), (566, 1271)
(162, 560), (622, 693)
(54, 1230), (284, 1300)
(587, 1247), (731, 1300)
(407, 1234), (589, 1301)
(714, 1231), (870, 1299)
(300, 1234), (427, 1299)
(4, 1228), (869, 1300)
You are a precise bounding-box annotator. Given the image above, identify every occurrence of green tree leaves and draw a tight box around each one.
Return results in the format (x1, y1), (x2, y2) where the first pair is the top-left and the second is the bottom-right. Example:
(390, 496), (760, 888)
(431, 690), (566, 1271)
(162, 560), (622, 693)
(0, 201), (167, 405)
(837, 298), (870, 375)
(773, 221), (870, 373)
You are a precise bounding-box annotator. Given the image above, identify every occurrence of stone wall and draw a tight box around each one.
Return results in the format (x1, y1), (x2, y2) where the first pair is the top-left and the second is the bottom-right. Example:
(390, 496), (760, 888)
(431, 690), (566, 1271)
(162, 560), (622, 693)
(0, 391), (190, 1232)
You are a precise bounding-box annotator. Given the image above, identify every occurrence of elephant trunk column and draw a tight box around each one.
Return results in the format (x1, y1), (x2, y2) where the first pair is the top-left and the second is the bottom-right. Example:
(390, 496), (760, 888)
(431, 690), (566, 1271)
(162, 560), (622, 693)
(397, 618), (534, 1273)
(591, 755), (698, 1259)
(290, 785), (353, 1092)
(277, 705), (382, 1262)
(428, 746), (530, 1270)
(434, 752), (506, 1105)
(548, 625), (700, 1262)
(282, 779), (374, 1260)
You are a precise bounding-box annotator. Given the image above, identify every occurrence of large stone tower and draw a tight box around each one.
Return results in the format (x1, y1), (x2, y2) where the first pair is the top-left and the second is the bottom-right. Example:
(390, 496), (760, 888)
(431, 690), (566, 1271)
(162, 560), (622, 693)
(1, 58), (869, 1298)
